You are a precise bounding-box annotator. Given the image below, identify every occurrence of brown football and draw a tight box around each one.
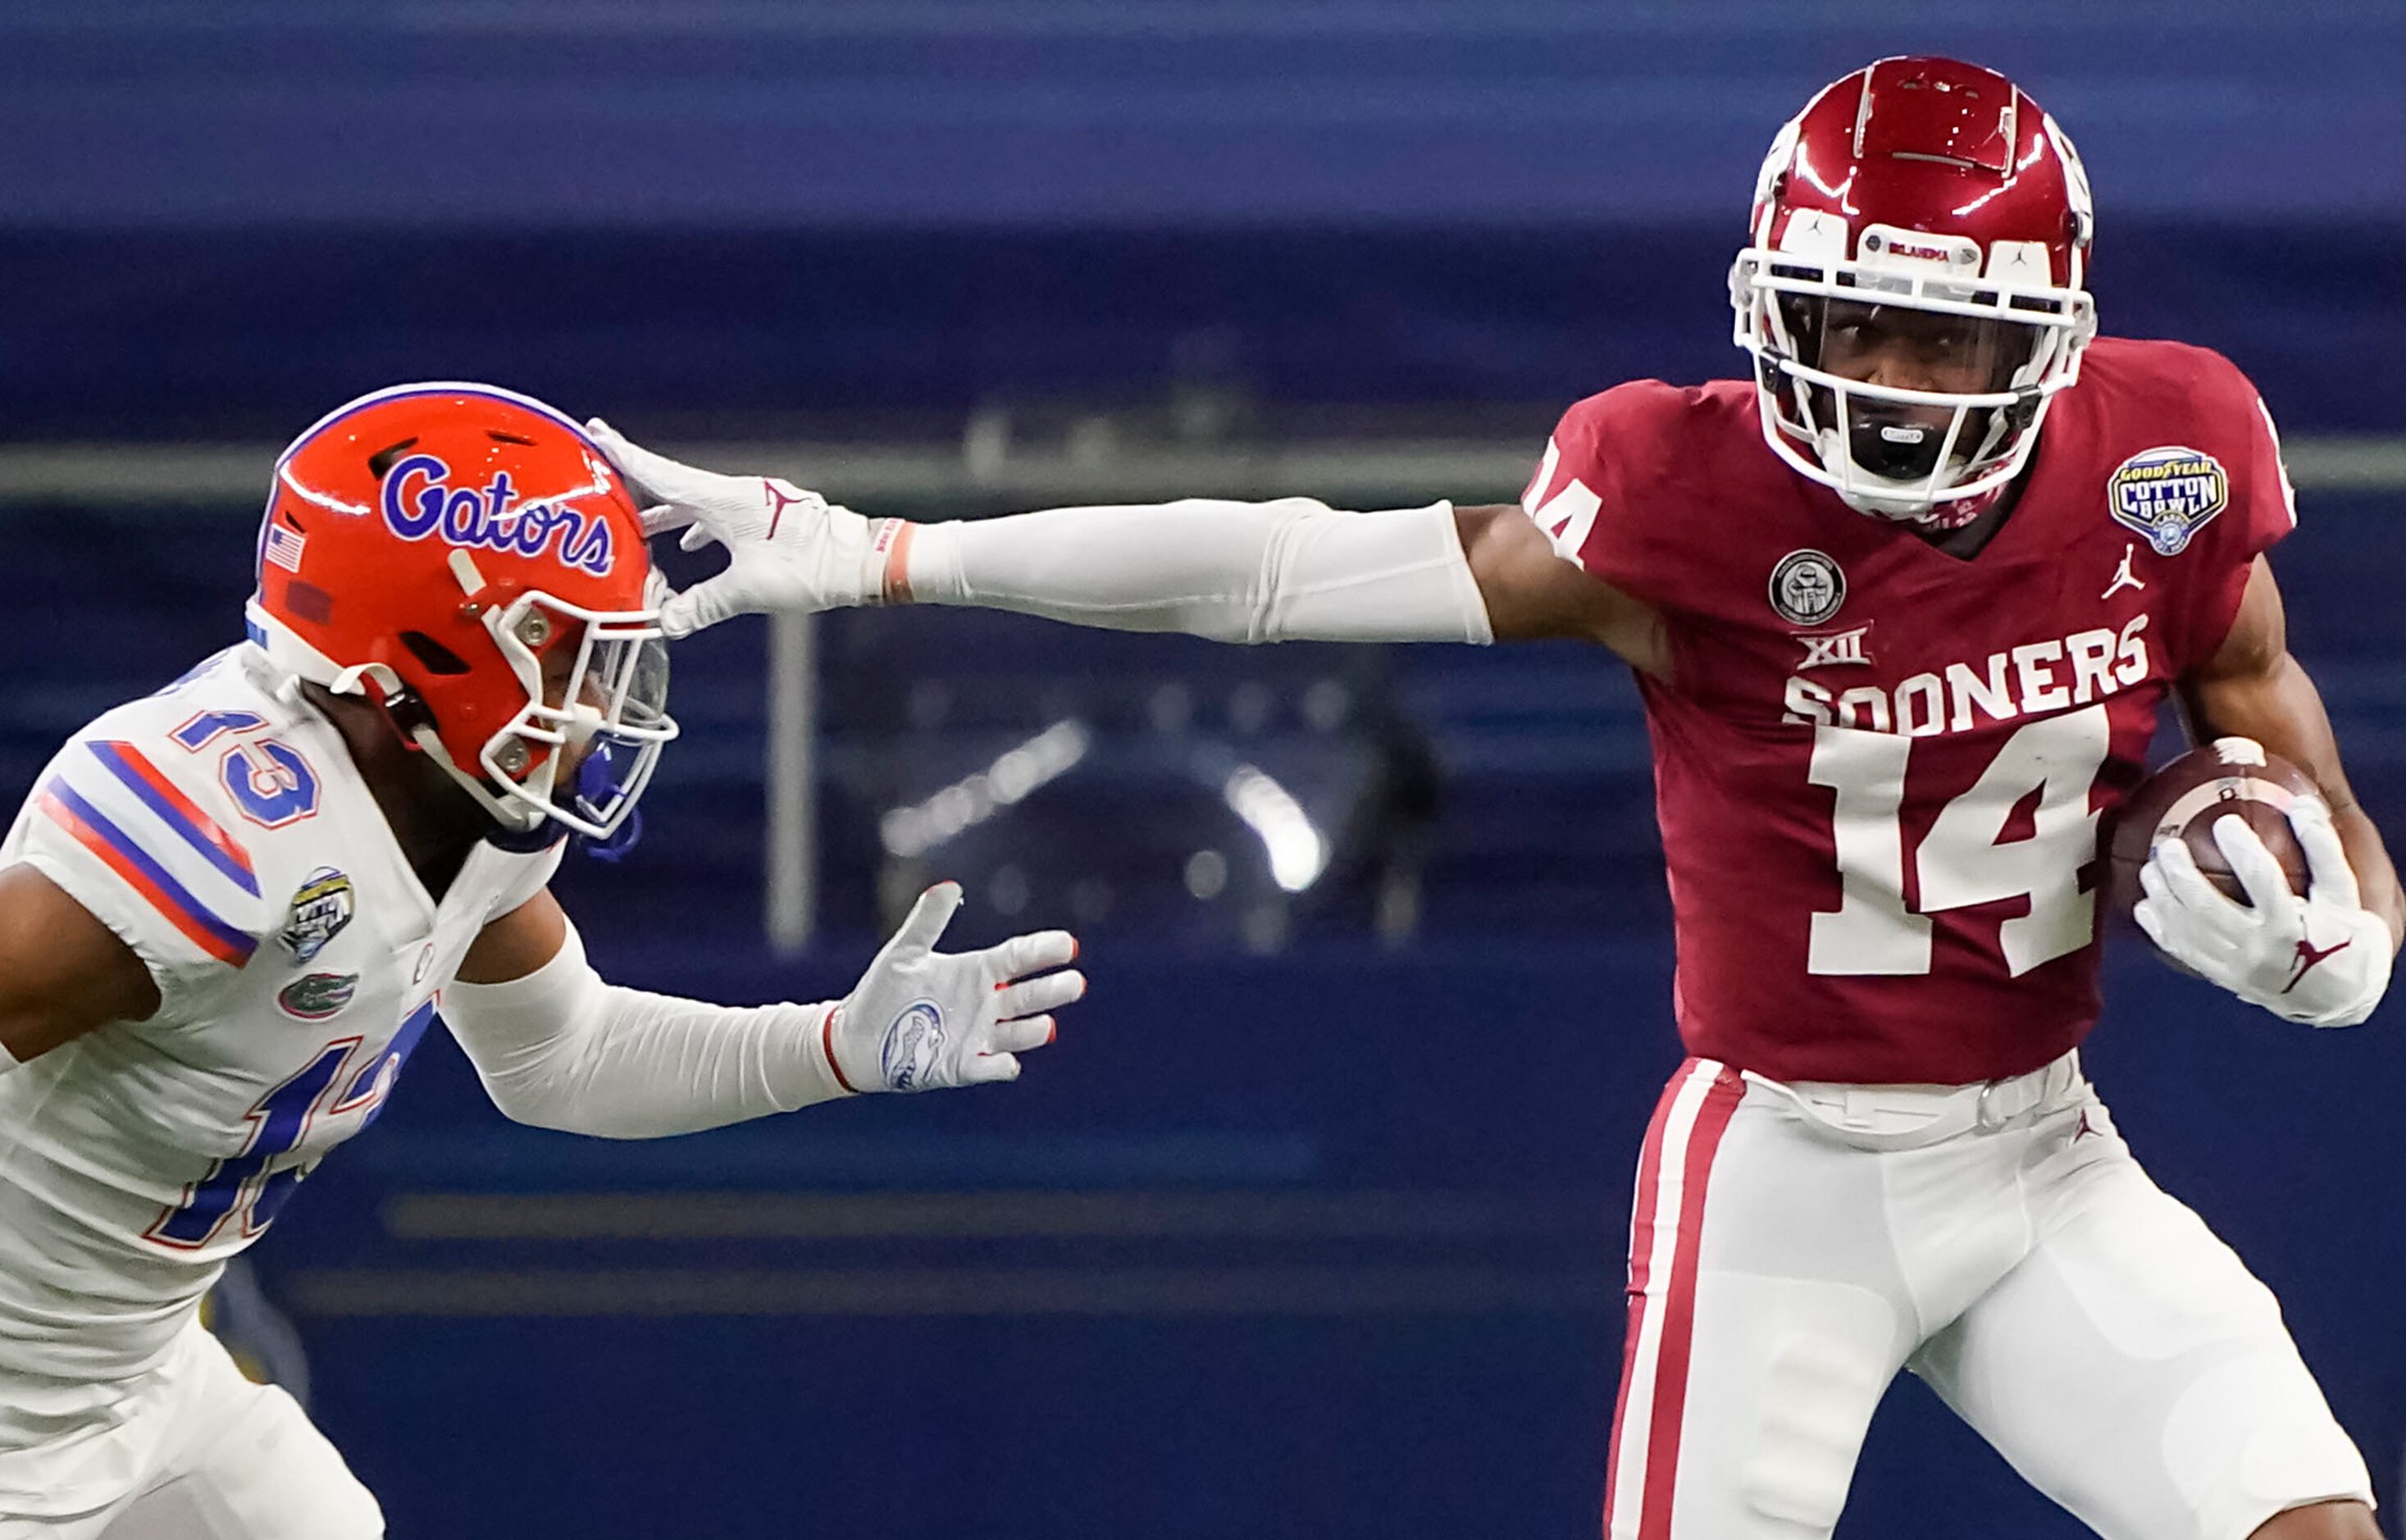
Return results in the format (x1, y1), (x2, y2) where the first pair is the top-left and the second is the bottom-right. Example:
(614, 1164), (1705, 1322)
(2105, 738), (2317, 920)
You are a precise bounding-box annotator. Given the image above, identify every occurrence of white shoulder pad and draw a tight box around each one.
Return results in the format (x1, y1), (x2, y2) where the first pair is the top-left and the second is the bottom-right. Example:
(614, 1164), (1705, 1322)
(1, 661), (306, 1003)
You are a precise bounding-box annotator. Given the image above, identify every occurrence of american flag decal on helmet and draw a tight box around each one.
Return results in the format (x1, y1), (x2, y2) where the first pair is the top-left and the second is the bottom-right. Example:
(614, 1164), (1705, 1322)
(262, 523), (308, 573)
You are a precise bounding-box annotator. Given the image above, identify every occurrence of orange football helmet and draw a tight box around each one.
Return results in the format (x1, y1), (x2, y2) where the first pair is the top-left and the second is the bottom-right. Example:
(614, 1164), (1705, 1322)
(245, 382), (677, 845)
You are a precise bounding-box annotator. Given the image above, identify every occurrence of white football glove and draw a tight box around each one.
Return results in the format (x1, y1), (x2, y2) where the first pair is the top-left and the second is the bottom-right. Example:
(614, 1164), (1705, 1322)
(827, 882), (1083, 1092)
(586, 419), (893, 638)
(2133, 794), (2392, 1027)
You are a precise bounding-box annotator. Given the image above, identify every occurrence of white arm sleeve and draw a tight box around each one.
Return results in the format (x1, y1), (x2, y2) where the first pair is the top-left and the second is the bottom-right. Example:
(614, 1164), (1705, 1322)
(443, 920), (850, 1139)
(898, 497), (1494, 645)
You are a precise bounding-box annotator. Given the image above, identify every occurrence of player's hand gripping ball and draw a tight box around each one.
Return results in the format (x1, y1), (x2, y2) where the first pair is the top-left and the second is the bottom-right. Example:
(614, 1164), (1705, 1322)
(2112, 737), (2391, 1026)
(2108, 737), (2315, 914)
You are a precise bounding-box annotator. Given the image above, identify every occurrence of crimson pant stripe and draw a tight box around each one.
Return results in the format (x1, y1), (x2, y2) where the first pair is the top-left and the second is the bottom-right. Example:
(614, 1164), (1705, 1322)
(1602, 1059), (1746, 1540)
(1600, 1059), (1688, 1534)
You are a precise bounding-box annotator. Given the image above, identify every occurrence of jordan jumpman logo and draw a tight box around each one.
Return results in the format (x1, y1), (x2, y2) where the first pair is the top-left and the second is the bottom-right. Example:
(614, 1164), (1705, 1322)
(763, 480), (809, 539)
(2284, 936), (2353, 994)
(2101, 542), (2146, 600)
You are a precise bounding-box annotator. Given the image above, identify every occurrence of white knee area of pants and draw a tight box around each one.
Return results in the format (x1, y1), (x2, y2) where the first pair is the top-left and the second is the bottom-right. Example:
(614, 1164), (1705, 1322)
(128, 1336), (383, 1540)
(173, 1383), (382, 1540)
(2037, 1173), (2369, 1538)
(105, 1459), (383, 1540)
(1728, 1278), (1899, 1533)
(2162, 1355), (2372, 1540)
(94, 1476), (230, 1540)
(2048, 1184), (2282, 1363)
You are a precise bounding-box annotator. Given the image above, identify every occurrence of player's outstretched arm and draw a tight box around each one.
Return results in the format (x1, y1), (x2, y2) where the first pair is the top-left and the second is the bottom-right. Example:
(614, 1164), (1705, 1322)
(2133, 556), (2400, 1027)
(1451, 503), (1673, 674)
(443, 883), (1083, 1137)
(585, 426), (1668, 677)
(0, 865), (162, 1068)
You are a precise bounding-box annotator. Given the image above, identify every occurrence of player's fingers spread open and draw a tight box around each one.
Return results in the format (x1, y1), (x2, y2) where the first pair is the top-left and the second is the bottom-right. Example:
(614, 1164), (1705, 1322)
(2209, 818), (2291, 909)
(994, 969), (1083, 1023)
(638, 502), (696, 538)
(655, 585), (713, 641)
(990, 929), (1078, 982)
(585, 419), (666, 491)
(891, 882), (964, 955)
(2138, 858), (2171, 904)
(677, 523), (718, 554)
(2151, 839), (2228, 912)
(2290, 804), (2364, 908)
(2146, 846), (2213, 918)
(987, 1014), (1055, 1057)
(961, 1051), (1023, 1086)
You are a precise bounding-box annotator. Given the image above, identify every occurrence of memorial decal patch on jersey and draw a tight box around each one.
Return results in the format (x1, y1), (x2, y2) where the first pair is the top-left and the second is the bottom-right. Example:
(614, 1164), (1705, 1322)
(2106, 446), (2228, 556)
(1769, 549), (1847, 626)
(280, 867), (354, 963)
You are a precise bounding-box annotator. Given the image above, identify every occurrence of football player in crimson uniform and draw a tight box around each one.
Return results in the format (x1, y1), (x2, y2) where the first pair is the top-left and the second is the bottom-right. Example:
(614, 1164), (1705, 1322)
(602, 55), (2401, 1540)
(0, 384), (1086, 1538)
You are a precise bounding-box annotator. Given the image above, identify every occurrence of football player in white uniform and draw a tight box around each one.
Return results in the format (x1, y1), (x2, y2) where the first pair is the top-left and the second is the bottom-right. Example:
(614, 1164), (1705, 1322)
(0, 384), (1088, 1539)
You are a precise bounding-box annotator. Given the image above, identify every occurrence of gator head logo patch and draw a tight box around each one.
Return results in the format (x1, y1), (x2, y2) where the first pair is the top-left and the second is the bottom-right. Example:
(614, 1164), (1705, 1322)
(879, 1000), (947, 1093)
(2108, 446), (2228, 555)
(276, 972), (358, 1022)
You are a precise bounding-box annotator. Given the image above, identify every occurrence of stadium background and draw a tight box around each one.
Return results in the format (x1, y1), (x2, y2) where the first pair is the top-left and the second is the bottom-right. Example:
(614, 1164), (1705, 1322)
(5, 3), (2405, 1535)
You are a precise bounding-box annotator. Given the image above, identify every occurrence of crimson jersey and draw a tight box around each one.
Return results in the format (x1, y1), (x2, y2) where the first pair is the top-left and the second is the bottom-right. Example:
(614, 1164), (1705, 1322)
(1524, 337), (2298, 1083)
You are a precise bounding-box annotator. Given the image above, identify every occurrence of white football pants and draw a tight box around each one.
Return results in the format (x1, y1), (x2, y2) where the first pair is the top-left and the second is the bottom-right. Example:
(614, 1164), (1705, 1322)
(0, 1320), (380, 1539)
(1605, 1053), (2371, 1540)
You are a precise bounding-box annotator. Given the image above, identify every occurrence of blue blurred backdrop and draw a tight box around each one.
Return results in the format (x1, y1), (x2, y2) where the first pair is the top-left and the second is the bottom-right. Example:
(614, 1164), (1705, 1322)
(5, 4), (2404, 1537)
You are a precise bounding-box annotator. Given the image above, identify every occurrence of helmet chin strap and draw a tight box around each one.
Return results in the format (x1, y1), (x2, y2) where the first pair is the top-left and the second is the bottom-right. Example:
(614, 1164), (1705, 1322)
(320, 656), (551, 836)
(410, 726), (551, 836)
(326, 658), (408, 704)
(398, 548), (557, 836)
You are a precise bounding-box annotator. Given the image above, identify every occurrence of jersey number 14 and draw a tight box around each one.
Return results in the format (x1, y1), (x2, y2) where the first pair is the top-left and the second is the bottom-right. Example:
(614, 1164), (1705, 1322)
(1807, 704), (2110, 977)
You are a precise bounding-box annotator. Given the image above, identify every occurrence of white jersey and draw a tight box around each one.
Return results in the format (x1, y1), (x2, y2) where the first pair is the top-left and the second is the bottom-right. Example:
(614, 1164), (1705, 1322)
(0, 644), (558, 1387)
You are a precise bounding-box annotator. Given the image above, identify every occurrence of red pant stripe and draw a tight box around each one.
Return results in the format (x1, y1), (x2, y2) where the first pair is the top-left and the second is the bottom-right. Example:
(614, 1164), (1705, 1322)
(1601, 1059), (1687, 1531)
(1602, 1059), (1746, 1540)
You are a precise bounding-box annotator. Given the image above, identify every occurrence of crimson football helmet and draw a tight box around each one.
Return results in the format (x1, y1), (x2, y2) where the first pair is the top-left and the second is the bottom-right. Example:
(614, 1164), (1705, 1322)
(245, 382), (677, 845)
(1730, 57), (2098, 522)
